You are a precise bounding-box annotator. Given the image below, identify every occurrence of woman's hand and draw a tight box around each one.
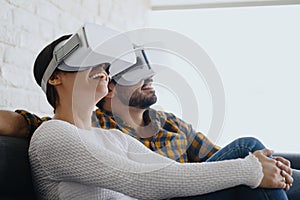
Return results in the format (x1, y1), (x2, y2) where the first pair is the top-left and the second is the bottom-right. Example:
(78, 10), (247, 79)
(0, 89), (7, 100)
(253, 149), (293, 191)
(273, 156), (293, 191)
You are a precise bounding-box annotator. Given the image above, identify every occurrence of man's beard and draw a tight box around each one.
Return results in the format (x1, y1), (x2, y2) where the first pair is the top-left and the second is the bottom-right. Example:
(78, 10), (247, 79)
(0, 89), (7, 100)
(128, 91), (157, 109)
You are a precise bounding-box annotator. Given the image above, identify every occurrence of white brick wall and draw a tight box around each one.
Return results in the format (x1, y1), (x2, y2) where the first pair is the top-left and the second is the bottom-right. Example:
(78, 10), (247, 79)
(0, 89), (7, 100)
(0, 0), (150, 117)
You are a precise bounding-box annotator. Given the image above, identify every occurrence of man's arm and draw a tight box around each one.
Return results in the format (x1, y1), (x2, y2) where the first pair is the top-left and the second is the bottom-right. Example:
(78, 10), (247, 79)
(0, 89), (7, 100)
(0, 110), (29, 137)
(159, 110), (220, 162)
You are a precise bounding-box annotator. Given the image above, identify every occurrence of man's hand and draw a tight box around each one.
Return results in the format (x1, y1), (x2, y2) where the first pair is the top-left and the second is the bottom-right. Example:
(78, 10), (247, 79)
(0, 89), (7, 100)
(0, 110), (29, 137)
(253, 149), (293, 190)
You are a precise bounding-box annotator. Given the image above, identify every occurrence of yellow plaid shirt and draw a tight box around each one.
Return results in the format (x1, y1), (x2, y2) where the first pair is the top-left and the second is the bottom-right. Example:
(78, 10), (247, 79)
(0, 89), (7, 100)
(16, 108), (219, 163)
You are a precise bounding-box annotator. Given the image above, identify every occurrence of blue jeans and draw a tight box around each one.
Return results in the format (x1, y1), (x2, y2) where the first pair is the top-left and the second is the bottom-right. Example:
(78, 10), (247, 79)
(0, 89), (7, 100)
(172, 137), (288, 200)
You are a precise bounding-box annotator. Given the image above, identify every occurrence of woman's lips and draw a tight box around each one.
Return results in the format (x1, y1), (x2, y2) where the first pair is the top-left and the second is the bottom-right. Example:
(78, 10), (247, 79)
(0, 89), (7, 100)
(89, 70), (108, 82)
(90, 72), (106, 79)
(89, 64), (108, 81)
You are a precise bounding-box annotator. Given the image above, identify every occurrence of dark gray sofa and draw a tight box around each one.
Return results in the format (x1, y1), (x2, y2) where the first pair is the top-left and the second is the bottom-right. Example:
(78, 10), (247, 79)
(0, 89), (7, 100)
(0, 136), (36, 199)
(0, 135), (299, 200)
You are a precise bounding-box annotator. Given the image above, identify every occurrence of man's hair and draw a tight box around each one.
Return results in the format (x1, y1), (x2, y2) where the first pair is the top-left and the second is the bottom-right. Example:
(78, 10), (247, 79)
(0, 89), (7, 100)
(33, 34), (72, 110)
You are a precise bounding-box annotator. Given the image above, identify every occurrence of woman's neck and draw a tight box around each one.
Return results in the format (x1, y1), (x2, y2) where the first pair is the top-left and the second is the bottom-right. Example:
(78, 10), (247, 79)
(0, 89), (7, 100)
(53, 102), (93, 130)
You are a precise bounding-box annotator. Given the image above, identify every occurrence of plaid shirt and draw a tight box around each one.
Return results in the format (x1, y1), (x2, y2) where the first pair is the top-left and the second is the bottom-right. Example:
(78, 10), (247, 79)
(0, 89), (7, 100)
(15, 110), (52, 135)
(16, 108), (219, 163)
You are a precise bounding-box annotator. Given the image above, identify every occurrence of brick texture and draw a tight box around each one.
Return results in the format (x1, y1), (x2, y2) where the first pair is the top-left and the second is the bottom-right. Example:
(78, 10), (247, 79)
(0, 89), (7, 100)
(0, 0), (150, 116)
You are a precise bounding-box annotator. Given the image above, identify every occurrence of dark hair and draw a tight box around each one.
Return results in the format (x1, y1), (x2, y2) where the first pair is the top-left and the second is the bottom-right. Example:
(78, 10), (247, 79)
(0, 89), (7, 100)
(33, 34), (72, 110)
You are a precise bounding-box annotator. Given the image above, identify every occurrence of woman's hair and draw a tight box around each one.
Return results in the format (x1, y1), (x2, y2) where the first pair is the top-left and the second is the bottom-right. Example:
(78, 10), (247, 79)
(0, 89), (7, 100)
(46, 78), (58, 111)
(34, 34), (114, 112)
(46, 69), (64, 111)
(33, 34), (72, 112)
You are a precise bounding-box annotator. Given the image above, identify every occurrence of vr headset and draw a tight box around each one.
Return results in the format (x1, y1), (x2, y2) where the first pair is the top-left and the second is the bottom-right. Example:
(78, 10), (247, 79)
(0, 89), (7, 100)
(41, 23), (155, 92)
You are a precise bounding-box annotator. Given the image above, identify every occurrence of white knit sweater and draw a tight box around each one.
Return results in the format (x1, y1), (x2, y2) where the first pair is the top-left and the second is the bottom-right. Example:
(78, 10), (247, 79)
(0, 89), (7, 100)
(29, 120), (263, 200)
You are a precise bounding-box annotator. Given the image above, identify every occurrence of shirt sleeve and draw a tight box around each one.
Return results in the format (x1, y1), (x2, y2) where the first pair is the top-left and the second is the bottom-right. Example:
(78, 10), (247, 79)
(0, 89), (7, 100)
(186, 128), (221, 162)
(15, 110), (51, 137)
(29, 120), (263, 200)
(164, 112), (220, 162)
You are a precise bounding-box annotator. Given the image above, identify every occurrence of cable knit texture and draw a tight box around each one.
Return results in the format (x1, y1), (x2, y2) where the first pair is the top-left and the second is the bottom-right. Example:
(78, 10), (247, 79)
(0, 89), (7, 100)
(29, 120), (263, 200)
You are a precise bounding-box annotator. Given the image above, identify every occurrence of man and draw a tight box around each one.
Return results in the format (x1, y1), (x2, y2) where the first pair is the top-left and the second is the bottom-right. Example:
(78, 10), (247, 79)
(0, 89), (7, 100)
(95, 76), (219, 163)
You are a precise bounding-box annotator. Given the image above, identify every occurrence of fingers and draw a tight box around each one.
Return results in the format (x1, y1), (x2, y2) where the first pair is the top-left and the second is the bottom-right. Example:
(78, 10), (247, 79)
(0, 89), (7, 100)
(279, 179), (287, 189)
(254, 149), (293, 190)
(278, 172), (291, 191)
(285, 184), (290, 191)
(271, 170), (290, 191)
(278, 180), (288, 191)
(260, 149), (274, 157)
(274, 157), (292, 175)
(274, 157), (293, 191)
(274, 156), (291, 168)
(281, 169), (294, 186)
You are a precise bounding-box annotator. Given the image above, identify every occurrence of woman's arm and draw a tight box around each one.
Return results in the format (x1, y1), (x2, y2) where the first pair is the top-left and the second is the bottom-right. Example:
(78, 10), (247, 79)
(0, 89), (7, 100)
(30, 120), (265, 199)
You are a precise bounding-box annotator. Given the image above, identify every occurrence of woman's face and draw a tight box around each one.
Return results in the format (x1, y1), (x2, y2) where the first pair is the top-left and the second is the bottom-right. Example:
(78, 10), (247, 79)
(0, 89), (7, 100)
(60, 64), (109, 107)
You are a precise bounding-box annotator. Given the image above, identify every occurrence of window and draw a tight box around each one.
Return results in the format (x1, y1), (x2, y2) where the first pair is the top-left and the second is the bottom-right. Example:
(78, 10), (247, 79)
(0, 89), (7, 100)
(149, 4), (300, 152)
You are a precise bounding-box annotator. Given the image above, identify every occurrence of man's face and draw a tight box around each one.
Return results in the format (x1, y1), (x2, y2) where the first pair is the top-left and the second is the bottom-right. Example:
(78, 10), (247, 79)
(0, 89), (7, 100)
(115, 77), (157, 109)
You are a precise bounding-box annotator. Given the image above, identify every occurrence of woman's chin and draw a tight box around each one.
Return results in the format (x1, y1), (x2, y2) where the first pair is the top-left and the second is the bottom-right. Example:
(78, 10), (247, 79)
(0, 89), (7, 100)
(95, 92), (108, 102)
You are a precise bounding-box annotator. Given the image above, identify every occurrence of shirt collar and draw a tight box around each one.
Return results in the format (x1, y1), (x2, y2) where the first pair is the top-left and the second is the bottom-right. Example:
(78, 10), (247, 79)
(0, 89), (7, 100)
(97, 105), (161, 135)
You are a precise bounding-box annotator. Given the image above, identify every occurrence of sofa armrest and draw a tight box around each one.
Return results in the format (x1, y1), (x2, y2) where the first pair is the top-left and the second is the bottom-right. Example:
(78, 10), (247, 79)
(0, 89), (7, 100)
(0, 135), (36, 199)
(274, 153), (300, 170)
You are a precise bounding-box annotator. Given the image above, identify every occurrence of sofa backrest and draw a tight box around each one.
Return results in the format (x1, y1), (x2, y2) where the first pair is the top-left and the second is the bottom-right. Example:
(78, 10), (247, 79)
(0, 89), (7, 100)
(0, 136), (36, 199)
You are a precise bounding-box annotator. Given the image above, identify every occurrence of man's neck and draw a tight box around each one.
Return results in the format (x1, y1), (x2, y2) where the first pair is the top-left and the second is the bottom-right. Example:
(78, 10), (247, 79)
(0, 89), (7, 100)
(103, 100), (145, 127)
(103, 99), (157, 138)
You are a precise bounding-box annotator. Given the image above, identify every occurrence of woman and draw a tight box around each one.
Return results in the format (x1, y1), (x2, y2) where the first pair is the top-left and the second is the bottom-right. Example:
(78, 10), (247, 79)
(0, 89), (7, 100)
(29, 24), (290, 200)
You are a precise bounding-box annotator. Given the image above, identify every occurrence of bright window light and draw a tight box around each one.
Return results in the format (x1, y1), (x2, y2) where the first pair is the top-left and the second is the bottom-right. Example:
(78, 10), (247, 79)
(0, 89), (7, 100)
(151, 0), (300, 10)
(149, 5), (300, 152)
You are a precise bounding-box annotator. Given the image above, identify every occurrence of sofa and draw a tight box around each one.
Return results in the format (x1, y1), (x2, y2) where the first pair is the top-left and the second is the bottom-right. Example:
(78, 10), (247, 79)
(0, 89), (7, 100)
(0, 136), (36, 200)
(0, 135), (299, 200)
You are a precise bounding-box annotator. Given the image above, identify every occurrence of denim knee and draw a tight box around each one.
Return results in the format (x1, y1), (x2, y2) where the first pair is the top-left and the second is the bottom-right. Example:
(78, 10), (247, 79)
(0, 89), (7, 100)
(231, 137), (265, 152)
(207, 137), (266, 162)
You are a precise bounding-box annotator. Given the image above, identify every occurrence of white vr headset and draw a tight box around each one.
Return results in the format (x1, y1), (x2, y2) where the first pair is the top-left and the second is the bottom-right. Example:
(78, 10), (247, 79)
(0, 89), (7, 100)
(41, 23), (155, 92)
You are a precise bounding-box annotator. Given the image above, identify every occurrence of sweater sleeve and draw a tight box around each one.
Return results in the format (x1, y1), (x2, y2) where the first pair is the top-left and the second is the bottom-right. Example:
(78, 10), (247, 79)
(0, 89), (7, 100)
(29, 120), (263, 200)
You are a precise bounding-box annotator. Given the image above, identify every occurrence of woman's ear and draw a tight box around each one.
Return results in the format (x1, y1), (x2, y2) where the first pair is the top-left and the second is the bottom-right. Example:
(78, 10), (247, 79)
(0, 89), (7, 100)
(48, 72), (62, 86)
